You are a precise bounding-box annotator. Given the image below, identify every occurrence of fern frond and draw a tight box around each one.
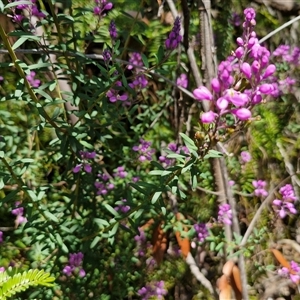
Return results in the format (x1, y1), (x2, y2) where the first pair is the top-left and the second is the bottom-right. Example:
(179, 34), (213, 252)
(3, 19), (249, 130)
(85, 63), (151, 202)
(0, 269), (55, 300)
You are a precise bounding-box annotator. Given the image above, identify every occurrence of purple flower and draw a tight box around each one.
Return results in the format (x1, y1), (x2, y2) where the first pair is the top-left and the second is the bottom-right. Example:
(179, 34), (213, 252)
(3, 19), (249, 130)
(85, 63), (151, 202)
(231, 12), (242, 27)
(165, 17), (182, 50)
(138, 281), (168, 300)
(273, 184), (297, 218)
(63, 252), (85, 278)
(224, 89), (249, 107)
(218, 204), (232, 225)
(216, 97), (229, 111)
(11, 202), (27, 226)
(26, 71), (40, 88)
(63, 265), (73, 276)
(109, 20), (117, 40)
(280, 184), (297, 202)
(200, 111), (218, 123)
(106, 81), (128, 102)
(0, 231), (3, 243)
(193, 86), (213, 101)
(241, 62), (252, 79)
(262, 64), (276, 79)
(240, 151), (251, 163)
(244, 8), (256, 22)
(128, 52), (143, 70)
(115, 166), (127, 178)
(73, 151), (95, 174)
(211, 78), (221, 93)
(132, 139), (155, 162)
(103, 49), (111, 64)
(69, 252), (84, 267)
(252, 180), (268, 197)
(129, 74), (148, 89)
(114, 199), (130, 213)
(193, 223), (209, 243)
(176, 74), (188, 88)
(93, 0), (113, 16)
(278, 261), (300, 283)
(232, 108), (251, 120)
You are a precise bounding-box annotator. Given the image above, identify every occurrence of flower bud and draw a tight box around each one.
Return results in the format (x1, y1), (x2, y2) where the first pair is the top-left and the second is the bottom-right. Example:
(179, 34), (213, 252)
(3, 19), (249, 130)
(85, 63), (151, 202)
(193, 86), (213, 101)
(262, 64), (276, 79)
(233, 108), (251, 120)
(211, 78), (221, 93)
(200, 111), (217, 123)
(241, 62), (251, 79)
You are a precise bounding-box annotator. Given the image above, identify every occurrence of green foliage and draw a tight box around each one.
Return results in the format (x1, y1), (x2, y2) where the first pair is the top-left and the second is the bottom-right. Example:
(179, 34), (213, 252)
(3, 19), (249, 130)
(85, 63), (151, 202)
(0, 268), (55, 300)
(0, 0), (299, 299)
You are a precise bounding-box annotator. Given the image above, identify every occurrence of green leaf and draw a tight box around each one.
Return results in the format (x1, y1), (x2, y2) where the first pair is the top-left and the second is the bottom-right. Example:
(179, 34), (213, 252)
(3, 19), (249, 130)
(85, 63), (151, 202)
(48, 80), (57, 92)
(204, 149), (223, 159)
(1, 190), (19, 203)
(0, 268), (55, 299)
(94, 218), (109, 228)
(109, 222), (119, 237)
(215, 242), (224, 251)
(133, 209), (144, 220)
(179, 133), (198, 151)
(103, 204), (118, 217)
(181, 159), (195, 174)
(151, 191), (162, 204)
(141, 53), (149, 69)
(156, 45), (164, 63)
(12, 35), (40, 50)
(130, 183), (147, 195)
(4, 1), (32, 9)
(149, 170), (165, 176)
(150, 161), (165, 170)
(210, 241), (216, 251)
(90, 236), (101, 249)
(44, 211), (59, 223)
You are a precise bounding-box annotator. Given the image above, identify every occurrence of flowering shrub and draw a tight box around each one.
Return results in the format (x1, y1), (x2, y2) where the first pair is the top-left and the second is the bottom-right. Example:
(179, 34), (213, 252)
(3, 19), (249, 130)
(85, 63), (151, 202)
(0, 1), (299, 299)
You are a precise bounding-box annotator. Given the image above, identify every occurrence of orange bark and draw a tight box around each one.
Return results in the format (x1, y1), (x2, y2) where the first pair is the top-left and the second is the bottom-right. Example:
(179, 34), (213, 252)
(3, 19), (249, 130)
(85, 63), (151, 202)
(175, 213), (190, 258)
(152, 222), (168, 264)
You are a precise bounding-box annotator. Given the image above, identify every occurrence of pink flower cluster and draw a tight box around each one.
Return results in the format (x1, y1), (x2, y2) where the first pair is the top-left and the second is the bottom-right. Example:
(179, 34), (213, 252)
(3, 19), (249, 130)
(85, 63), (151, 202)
(12, 202), (27, 226)
(165, 17), (182, 50)
(63, 252), (86, 278)
(132, 139), (155, 162)
(278, 260), (300, 283)
(193, 8), (277, 125)
(114, 199), (130, 213)
(192, 223), (209, 246)
(138, 281), (168, 300)
(73, 150), (96, 174)
(106, 81), (128, 103)
(128, 52), (148, 90)
(10, 0), (45, 23)
(273, 45), (300, 66)
(240, 151), (251, 163)
(93, 0), (113, 16)
(218, 203), (232, 225)
(26, 71), (40, 88)
(177, 74), (188, 88)
(94, 173), (114, 195)
(273, 184), (297, 218)
(252, 180), (268, 197)
(159, 142), (189, 167)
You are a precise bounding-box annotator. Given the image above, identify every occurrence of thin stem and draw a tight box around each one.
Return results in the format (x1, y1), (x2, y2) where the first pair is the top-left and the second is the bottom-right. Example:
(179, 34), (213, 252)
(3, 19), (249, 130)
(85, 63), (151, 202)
(240, 175), (296, 247)
(0, 25), (66, 133)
